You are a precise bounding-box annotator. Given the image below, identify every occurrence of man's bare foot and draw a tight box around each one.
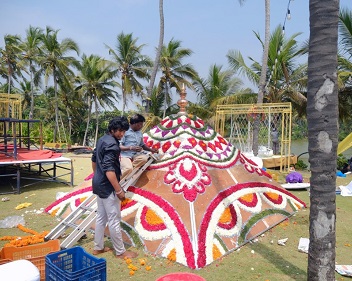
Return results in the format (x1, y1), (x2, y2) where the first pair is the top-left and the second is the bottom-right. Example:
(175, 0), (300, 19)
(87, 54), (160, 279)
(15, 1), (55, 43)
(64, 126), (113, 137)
(116, 250), (138, 259)
(93, 247), (112, 255)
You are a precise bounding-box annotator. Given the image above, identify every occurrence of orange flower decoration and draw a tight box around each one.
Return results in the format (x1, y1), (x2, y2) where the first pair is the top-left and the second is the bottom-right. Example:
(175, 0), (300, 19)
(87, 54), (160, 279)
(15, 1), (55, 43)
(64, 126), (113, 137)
(219, 207), (232, 224)
(212, 245), (221, 260)
(128, 264), (138, 271)
(167, 248), (176, 261)
(145, 209), (164, 225)
(239, 193), (254, 203)
(0, 225), (49, 247)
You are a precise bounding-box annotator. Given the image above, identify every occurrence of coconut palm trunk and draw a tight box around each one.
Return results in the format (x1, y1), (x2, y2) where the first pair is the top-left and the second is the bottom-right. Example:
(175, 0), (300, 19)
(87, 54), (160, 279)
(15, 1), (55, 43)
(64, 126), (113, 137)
(237, 0), (270, 156)
(29, 62), (34, 119)
(252, 0), (270, 156)
(83, 95), (92, 147)
(307, 0), (339, 279)
(147, 0), (164, 111)
(163, 79), (169, 118)
(94, 96), (99, 148)
(53, 72), (59, 143)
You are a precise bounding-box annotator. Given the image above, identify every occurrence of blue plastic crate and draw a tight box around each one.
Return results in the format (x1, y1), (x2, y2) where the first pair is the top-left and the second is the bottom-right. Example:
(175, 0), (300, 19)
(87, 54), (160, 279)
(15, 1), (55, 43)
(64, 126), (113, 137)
(45, 246), (106, 281)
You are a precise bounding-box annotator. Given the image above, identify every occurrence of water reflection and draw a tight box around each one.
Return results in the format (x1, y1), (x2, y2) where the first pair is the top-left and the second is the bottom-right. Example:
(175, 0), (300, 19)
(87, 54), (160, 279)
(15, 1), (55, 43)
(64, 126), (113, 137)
(291, 139), (352, 166)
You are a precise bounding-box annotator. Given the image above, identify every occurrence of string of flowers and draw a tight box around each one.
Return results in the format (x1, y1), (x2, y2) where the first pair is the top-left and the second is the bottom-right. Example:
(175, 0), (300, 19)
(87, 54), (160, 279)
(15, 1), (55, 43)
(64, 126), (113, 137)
(0, 224), (49, 247)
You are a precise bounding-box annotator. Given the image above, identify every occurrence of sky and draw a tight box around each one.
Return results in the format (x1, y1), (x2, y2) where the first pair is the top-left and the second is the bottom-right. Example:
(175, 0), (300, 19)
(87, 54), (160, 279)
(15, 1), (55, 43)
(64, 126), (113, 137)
(1, 0), (351, 108)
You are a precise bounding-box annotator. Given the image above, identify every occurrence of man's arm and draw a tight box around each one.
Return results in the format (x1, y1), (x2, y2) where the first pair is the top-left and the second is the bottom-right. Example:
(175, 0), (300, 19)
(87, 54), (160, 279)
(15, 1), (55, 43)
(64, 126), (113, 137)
(142, 143), (158, 153)
(106, 170), (125, 201)
(92, 148), (97, 172)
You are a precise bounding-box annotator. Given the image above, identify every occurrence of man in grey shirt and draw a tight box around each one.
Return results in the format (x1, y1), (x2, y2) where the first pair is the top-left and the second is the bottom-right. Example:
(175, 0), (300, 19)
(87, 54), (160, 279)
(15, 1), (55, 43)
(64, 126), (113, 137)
(120, 114), (158, 179)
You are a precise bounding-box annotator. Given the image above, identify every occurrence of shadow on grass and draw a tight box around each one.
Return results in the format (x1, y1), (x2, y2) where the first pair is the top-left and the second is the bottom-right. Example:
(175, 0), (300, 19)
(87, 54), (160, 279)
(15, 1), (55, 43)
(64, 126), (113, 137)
(248, 242), (307, 280)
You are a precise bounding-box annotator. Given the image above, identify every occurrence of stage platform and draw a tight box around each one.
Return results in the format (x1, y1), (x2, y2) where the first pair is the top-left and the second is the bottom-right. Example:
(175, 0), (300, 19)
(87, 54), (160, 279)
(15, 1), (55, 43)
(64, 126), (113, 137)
(0, 153), (73, 195)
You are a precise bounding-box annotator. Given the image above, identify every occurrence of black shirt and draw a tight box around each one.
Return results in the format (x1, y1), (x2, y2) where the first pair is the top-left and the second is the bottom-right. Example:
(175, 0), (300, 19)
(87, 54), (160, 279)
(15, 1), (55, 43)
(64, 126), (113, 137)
(92, 133), (122, 198)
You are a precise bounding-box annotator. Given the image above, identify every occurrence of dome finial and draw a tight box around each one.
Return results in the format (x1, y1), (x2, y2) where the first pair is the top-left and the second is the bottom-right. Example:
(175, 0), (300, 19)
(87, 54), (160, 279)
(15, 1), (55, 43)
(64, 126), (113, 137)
(177, 83), (188, 115)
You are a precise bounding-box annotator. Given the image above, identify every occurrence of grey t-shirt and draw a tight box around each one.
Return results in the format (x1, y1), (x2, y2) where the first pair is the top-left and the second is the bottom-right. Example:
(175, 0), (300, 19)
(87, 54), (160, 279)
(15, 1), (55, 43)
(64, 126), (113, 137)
(120, 128), (145, 158)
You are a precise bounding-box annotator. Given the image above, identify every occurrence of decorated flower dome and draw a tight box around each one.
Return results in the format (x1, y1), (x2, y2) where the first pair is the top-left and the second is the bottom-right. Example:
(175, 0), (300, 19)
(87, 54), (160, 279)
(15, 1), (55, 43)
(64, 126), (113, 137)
(46, 92), (305, 269)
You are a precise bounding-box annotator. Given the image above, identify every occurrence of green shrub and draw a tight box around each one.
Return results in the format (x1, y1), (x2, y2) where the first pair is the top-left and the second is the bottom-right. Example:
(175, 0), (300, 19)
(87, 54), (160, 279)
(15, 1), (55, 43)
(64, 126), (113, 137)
(295, 159), (308, 170)
(337, 154), (348, 171)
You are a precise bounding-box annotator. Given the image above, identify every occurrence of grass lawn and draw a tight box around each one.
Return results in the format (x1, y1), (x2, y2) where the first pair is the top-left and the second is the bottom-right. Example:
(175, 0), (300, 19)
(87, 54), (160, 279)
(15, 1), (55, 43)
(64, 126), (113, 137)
(0, 153), (351, 281)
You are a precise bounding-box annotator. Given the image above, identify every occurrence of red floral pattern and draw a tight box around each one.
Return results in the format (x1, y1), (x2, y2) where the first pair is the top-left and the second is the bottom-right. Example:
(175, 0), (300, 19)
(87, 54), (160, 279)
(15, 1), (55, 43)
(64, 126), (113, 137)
(164, 158), (211, 202)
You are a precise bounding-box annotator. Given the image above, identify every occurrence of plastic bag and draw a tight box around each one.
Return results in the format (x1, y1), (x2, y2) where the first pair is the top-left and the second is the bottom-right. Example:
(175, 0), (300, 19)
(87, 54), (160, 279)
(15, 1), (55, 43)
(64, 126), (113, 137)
(0, 215), (25, 228)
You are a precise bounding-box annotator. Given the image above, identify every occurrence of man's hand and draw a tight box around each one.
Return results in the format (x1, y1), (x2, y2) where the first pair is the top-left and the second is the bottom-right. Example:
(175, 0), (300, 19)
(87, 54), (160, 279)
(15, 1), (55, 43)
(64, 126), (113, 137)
(116, 190), (126, 201)
(131, 146), (143, 152)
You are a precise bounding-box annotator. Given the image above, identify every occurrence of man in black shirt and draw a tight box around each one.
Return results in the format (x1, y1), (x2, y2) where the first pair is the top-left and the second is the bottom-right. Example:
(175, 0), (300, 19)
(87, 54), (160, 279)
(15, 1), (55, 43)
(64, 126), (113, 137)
(92, 116), (138, 259)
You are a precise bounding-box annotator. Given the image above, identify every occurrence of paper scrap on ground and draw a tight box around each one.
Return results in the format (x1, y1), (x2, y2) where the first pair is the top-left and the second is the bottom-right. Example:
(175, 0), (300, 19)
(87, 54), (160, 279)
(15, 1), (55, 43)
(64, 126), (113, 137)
(298, 237), (309, 253)
(335, 265), (352, 277)
(15, 202), (32, 210)
(277, 238), (288, 246)
(338, 181), (352, 196)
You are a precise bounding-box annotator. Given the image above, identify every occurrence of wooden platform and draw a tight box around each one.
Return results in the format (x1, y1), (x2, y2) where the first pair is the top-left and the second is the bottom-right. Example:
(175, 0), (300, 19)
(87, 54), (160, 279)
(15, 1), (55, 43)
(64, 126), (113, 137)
(262, 155), (297, 169)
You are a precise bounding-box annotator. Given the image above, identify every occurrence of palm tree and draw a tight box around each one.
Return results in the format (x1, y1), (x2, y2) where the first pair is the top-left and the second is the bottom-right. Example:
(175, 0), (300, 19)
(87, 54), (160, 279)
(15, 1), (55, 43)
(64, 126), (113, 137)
(21, 26), (43, 119)
(158, 38), (198, 117)
(147, 0), (165, 111)
(18, 80), (31, 115)
(307, 0), (339, 279)
(193, 64), (255, 123)
(195, 64), (252, 106)
(338, 8), (352, 123)
(106, 32), (152, 115)
(339, 8), (352, 58)
(0, 34), (23, 95)
(237, 0), (270, 155)
(38, 26), (80, 142)
(227, 25), (307, 107)
(76, 54), (119, 147)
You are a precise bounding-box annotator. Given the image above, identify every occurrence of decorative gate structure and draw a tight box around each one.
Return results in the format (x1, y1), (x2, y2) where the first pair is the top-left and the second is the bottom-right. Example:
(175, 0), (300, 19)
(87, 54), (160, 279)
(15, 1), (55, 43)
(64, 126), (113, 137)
(0, 93), (22, 119)
(215, 103), (293, 172)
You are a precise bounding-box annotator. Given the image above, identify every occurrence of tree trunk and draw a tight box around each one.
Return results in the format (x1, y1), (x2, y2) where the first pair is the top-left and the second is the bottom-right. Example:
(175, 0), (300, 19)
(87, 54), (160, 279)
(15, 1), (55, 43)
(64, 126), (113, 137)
(94, 96), (99, 148)
(252, 0), (270, 156)
(121, 80), (126, 116)
(163, 80), (168, 118)
(83, 96), (92, 147)
(53, 73), (59, 143)
(147, 0), (164, 109)
(29, 61), (34, 120)
(307, 0), (339, 280)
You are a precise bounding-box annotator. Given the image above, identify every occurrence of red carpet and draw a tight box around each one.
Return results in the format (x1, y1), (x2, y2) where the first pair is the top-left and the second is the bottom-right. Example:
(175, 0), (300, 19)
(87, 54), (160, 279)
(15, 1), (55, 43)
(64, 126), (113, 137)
(0, 149), (62, 162)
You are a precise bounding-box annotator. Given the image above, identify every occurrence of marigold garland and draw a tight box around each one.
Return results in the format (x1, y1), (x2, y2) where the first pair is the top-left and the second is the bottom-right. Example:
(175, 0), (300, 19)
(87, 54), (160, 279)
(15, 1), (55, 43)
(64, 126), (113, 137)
(121, 198), (132, 207)
(0, 224), (49, 247)
(17, 224), (38, 235)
